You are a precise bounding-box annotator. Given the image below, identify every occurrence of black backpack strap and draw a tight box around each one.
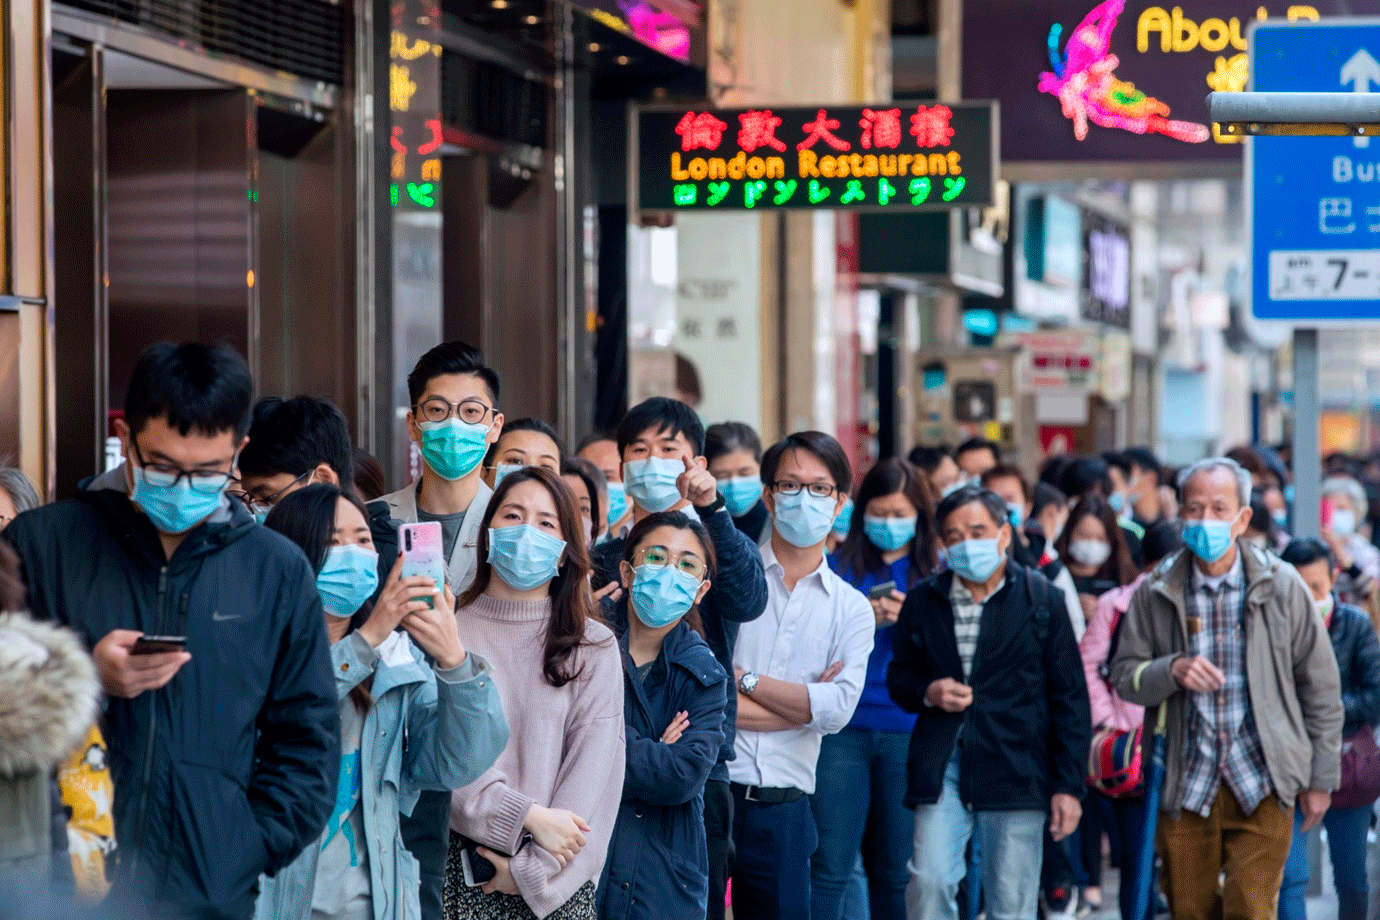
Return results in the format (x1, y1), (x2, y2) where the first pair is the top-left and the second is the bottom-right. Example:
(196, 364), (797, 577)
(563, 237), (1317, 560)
(1023, 569), (1052, 647)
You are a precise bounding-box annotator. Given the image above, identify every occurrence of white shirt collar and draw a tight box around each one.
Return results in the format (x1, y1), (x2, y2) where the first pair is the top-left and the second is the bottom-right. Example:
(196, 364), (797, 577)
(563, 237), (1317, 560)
(761, 542), (834, 596)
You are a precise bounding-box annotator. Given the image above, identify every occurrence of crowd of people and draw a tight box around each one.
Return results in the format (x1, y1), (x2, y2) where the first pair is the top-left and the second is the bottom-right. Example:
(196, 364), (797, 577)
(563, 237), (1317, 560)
(1, 338), (1380, 920)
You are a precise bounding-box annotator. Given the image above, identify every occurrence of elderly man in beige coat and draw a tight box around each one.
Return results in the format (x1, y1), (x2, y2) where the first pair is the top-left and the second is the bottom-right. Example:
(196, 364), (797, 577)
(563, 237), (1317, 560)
(1110, 457), (1342, 920)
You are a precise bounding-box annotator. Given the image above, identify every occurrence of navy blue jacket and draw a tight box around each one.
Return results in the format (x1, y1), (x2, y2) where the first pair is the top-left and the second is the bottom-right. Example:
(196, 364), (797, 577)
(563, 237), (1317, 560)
(1329, 597), (1380, 738)
(5, 469), (339, 920)
(887, 561), (1090, 811)
(599, 623), (728, 920)
(591, 504), (766, 775)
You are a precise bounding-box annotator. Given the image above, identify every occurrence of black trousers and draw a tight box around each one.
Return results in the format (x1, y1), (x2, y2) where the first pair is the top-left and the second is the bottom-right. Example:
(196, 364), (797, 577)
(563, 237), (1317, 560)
(705, 778), (733, 920)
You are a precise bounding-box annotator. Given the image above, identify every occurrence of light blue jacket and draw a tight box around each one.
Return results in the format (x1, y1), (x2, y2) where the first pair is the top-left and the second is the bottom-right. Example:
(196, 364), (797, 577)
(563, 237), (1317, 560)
(255, 630), (509, 920)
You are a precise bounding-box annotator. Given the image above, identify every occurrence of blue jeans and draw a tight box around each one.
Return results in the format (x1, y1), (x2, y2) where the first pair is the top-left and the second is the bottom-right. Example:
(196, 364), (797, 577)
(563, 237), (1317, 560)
(1279, 804), (1371, 920)
(905, 754), (1046, 920)
(811, 727), (912, 920)
(732, 787), (818, 920)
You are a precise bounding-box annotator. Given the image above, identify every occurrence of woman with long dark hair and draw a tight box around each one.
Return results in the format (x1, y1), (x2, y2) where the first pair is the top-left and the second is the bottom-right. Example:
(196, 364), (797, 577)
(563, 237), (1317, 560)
(811, 457), (938, 920)
(1055, 494), (1138, 600)
(599, 511), (728, 920)
(256, 484), (508, 920)
(446, 467), (624, 920)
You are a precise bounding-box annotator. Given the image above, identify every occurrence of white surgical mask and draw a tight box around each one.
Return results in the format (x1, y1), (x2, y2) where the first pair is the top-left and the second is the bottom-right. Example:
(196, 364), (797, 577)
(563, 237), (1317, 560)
(1068, 539), (1111, 568)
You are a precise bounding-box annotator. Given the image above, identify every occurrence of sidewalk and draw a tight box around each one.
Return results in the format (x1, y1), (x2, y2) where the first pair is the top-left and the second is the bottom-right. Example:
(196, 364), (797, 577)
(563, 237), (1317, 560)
(1085, 862), (1338, 920)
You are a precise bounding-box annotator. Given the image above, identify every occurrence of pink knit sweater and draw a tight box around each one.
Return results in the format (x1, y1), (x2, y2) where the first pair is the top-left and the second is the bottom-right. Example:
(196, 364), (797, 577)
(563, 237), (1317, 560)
(449, 592), (626, 919)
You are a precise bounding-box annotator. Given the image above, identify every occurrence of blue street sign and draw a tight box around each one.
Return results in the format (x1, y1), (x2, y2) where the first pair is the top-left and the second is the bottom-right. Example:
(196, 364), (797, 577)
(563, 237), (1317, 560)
(1252, 20), (1380, 322)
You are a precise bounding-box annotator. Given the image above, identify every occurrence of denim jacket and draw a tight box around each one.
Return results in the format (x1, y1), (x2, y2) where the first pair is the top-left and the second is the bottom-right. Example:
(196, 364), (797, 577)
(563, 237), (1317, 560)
(255, 631), (509, 920)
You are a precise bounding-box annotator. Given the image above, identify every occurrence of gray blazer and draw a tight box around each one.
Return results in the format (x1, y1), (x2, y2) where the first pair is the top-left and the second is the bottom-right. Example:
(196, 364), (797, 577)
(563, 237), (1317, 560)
(377, 480), (493, 594)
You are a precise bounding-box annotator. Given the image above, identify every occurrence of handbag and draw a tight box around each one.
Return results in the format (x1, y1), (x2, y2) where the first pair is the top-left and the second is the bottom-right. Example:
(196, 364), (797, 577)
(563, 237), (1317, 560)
(1087, 723), (1144, 798)
(1334, 724), (1380, 810)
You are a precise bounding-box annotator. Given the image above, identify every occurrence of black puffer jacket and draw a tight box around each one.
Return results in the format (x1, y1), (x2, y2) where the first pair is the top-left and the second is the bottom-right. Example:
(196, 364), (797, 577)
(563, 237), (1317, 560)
(1329, 597), (1380, 737)
(888, 561), (1090, 810)
(5, 468), (339, 920)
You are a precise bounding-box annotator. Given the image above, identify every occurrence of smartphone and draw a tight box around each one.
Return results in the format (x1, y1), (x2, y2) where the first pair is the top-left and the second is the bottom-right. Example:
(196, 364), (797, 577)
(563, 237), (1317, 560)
(130, 635), (187, 655)
(459, 839), (496, 887)
(1320, 498), (1335, 533)
(868, 580), (899, 600)
(399, 522), (446, 608)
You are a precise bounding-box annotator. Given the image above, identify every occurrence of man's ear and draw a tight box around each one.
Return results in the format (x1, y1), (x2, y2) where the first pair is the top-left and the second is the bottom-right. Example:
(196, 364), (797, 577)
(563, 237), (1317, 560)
(314, 463), (340, 487)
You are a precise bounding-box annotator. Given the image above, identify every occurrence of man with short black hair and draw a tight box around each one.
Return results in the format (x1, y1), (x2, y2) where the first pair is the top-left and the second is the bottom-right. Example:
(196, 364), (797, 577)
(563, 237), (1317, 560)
(1123, 446), (1167, 528)
(236, 395), (354, 517)
(730, 430), (874, 918)
(6, 342), (339, 920)
(954, 438), (1001, 481)
(889, 484), (1090, 920)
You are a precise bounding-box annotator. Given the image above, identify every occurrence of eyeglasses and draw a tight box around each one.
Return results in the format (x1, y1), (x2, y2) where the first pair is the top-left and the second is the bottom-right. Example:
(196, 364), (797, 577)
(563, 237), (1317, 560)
(130, 440), (235, 494)
(634, 544), (708, 581)
(771, 480), (838, 499)
(415, 396), (496, 426)
(227, 469), (310, 514)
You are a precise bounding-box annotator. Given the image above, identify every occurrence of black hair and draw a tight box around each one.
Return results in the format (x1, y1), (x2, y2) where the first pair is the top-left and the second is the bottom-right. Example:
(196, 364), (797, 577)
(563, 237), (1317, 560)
(907, 444), (952, 475)
(760, 431), (853, 497)
(239, 396), (354, 485)
(576, 429), (618, 454)
(1058, 456), (1113, 500)
(981, 464), (1032, 503)
(617, 397), (706, 457)
(1248, 490), (1274, 539)
(124, 341), (253, 440)
(406, 340), (500, 407)
(1031, 481), (1068, 518)
(935, 484), (1008, 532)
(705, 422), (763, 465)
(1123, 447), (1162, 482)
(621, 510), (715, 639)
(1102, 451), (1133, 478)
(675, 353), (702, 405)
(484, 417), (563, 468)
(834, 457), (938, 585)
(1039, 455), (1074, 488)
(1282, 537), (1336, 570)
(1141, 520), (1183, 568)
(352, 447), (388, 501)
(955, 438), (1001, 466)
(561, 457), (606, 544)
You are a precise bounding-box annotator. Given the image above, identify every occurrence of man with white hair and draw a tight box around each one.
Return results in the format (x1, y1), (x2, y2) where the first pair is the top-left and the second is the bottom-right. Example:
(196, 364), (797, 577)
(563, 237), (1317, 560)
(1109, 457), (1343, 920)
(1320, 474), (1380, 607)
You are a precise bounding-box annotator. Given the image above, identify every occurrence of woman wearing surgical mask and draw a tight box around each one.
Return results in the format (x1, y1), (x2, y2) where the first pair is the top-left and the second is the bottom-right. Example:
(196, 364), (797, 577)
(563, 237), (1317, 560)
(258, 485), (508, 920)
(814, 458), (937, 920)
(447, 467), (624, 920)
(706, 422), (770, 547)
(1277, 538), (1380, 920)
(1321, 476), (1380, 608)
(484, 418), (564, 491)
(599, 512), (728, 920)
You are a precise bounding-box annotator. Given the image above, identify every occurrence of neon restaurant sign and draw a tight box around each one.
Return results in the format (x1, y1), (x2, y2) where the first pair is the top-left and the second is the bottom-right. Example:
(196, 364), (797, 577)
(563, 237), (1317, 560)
(633, 103), (997, 213)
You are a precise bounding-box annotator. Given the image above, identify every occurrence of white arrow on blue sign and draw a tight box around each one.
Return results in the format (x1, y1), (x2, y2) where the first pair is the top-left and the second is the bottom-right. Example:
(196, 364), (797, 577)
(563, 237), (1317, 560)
(1251, 19), (1380, 322)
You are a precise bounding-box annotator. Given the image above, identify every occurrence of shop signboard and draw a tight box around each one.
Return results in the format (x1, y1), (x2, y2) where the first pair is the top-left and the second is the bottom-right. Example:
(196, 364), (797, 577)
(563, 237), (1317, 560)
(632, 103), (997, 213)
(1082, 215), (1131, 329)
(962, 1), (1349, 163)
(568, 0), (706, 67)
(1007, 329), (1098, 391)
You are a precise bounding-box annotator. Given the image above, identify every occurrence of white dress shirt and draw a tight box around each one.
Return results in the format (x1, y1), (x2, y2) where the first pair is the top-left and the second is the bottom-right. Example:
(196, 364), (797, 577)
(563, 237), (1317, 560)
(729, 542), (875, 794)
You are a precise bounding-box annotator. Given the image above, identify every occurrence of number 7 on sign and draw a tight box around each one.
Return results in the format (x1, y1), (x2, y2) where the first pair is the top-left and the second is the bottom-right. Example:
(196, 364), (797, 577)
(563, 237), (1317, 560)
(1328, 258), (1349, 290)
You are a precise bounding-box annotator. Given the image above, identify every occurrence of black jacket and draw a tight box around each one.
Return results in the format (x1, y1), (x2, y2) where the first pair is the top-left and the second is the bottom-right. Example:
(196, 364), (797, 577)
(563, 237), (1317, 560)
(599, 624), (728, 920)
(1329, 597), (1380, 738)
(591, 505), (767, 774)
(5, 469), (340, 920)
(887, 561), (1090, 810)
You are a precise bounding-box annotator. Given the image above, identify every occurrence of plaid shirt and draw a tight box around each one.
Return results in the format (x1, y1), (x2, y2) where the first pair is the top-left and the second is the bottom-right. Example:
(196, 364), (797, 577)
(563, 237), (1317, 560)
(949, 577), (1004, 681)
(1178, 553), (1273, 816)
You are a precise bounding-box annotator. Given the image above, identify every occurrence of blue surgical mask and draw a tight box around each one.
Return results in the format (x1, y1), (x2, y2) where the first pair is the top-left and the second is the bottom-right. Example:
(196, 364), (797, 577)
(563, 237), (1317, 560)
(418, 418), (490, 481)
(1108, 492), (1126, 513)
(1271, 509), (1289, 529)
(606, 482), (628, 525)
(317, 544), (381, 619)
(946, 538), (1005, 583)
(1285, 485), (1296, 505)
(720, 477), (764, 518)
(832, 498), (855, 537)
(493, 463), (523, 488)
(1007, 503), (1024, 529)
(775, 490), (840, 548)
(1182, 517), (1237, 564)
(130, 464), (229, 535)
(940, 481), (963, 499)
(623, 457), (684, 514)
(488, 524), (567, 591)
(254, 510), (269, 525)
(865, 515), (917, 552)
(630, 564), (702, 629)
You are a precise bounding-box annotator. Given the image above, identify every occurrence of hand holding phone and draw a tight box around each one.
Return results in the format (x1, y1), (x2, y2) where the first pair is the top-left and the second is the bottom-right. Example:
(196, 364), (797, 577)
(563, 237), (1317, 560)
(399, 522), (446, 610)
(93, 629), (191, 699)
(360, 553), (443, 647)
(129, 635), (188, 655)
(867, 580), (898, 600)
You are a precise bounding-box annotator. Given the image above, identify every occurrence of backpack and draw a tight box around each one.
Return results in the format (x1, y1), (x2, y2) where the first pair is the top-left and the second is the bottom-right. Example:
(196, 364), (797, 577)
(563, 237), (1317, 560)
(1022, 568), (1055, 648)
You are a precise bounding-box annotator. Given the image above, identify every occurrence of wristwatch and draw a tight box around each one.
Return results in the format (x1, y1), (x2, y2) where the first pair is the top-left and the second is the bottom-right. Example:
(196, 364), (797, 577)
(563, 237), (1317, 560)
(739, 671), (759, 695)
(698, 494), (726, 516)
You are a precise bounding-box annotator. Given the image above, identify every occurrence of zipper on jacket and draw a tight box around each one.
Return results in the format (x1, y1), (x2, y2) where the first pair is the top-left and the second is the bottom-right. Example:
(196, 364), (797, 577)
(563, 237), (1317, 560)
(129, 565), (168, 879)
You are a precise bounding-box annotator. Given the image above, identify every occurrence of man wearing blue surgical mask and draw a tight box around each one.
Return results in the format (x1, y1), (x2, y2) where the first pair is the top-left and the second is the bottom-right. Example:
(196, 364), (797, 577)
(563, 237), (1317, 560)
(589, 397), (767, 920)
(368, 340), (504, 920)
(4, 342), (339, 920)
(729, 431), (875, 919)
(888, 484), (1091, 920)
(1109, 457), (1343, 920)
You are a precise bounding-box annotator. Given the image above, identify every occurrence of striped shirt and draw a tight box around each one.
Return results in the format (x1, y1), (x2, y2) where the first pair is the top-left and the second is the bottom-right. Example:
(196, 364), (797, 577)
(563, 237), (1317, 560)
(949, 577), (1004, 681)
(1178, 552), (1272, 816)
